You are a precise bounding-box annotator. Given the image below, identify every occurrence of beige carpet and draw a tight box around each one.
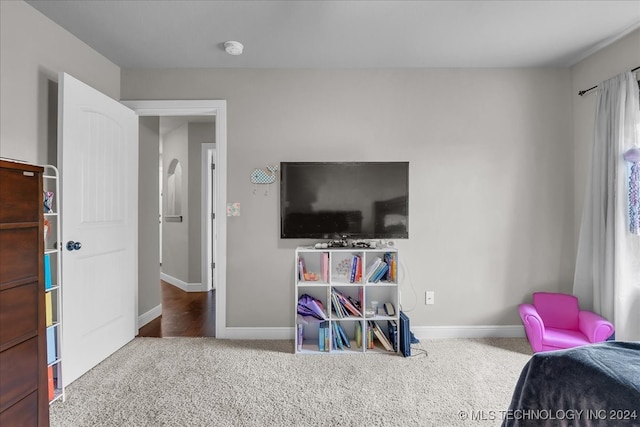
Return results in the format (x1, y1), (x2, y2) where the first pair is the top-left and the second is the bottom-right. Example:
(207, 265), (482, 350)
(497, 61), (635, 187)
(50, 337), (533, 427)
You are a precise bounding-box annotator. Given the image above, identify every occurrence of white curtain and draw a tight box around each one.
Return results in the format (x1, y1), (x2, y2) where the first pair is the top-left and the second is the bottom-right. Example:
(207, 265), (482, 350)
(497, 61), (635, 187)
(573, 71), (640, 341)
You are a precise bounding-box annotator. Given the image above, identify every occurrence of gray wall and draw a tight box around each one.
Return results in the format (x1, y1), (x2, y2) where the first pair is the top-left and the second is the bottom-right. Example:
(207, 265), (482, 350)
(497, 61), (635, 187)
(122, 68), (575, 328)
(160, 122), (215, 285)
(138, 116), (161, 316)
(3, 0), (638, 331)
(0, 0), (120, 165)
(162, 124), (189, 282)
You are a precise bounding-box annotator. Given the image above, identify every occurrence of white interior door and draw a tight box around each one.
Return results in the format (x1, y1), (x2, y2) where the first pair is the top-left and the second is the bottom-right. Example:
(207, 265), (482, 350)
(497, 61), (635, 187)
(59, 73), (138, 386)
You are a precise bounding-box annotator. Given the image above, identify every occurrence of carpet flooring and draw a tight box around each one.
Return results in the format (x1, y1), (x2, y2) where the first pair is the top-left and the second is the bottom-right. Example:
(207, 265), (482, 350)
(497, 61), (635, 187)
(50, 337), (533, 427)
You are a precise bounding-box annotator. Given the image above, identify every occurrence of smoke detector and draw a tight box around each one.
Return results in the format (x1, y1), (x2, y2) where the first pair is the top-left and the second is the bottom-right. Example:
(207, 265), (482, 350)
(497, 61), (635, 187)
(224, 41), (244, 56)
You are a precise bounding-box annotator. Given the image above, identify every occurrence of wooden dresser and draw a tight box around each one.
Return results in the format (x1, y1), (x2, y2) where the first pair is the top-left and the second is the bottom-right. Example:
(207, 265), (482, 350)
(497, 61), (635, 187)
(0, 160), (49, 426)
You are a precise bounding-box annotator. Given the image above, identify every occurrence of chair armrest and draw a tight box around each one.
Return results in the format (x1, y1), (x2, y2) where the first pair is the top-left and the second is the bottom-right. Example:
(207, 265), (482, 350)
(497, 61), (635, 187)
(578, 310), (614, 342)
(519, 304), (545, 351)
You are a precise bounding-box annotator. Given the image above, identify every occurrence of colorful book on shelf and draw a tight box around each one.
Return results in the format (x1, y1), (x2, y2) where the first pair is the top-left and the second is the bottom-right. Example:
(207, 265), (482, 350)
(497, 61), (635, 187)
(390, 254), (397, 282)
(384, 253), (393, 281)
(333, 322), (344, 350)
(318, 321), (325, 352)
(369, 321), (394, 351)
(331, 288), (362, 317)
(297, 324), (303, 351)
(336, 321), (351, 348)
(324, 322), (330, 351)
(349, 255), (361, 283)
(388, 320), (398, 352)
(298, 257), (306, 281)
(46, 327), (56, 364)
(44, 254), (52, 290)
(45, 292), (53, 327)
(321, 252), (329, 282)
(48, 366), (55, 401)
(370, 262), (389, 283)
(355, 322), (362, 348)
(331, 292), (346, 318)
(367, 323), (374, 349)
(348, 295), (362, 313)
(365, 257), (383, 282)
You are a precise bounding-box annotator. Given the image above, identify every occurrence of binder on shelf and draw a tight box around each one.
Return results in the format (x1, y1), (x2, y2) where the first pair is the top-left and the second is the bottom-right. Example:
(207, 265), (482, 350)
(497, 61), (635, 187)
(47, 366), (55, 401)
(399, 311), (411, 357)
(44, 254), (52, 289)
(388, 320), (398, 352)
(46, 327), (57, 364)
(355, 322), (362, 348)
(45, 292), (53, 327)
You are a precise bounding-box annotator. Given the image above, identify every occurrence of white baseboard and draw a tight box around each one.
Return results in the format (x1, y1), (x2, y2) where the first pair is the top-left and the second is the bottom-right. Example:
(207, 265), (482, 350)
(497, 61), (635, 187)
(220, 325), (524, 340)
(411, 325), (525, 340)
(138, 304), (162, 328)
(160, 272), (206, 292)
(223, 327), (294, 340)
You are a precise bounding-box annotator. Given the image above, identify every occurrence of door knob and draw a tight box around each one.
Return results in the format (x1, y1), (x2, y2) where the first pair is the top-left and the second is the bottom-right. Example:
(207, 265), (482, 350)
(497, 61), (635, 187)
(66, 241), (82, 251)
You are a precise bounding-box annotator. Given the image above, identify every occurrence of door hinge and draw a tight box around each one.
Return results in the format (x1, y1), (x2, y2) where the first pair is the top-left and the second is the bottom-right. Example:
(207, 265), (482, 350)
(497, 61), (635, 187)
(211, 262), (215, 269)
(211, 163), (215, 170)
(211, 213), (215, 220)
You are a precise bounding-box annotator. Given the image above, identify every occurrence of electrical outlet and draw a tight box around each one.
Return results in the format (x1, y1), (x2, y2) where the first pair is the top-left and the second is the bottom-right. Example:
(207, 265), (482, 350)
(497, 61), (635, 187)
(426, 291), (435, 305)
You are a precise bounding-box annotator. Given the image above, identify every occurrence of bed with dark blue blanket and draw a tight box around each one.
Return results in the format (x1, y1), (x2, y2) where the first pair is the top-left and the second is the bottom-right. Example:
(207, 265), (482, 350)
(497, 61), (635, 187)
(503, 341), (640, 427)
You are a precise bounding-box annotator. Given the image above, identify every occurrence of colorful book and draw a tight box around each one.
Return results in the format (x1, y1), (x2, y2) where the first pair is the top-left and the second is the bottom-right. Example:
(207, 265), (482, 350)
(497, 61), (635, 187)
(370, 262), (389, 283)
(321, 253), (329, 282)
(46, 327), (56, 364)
(355, 322), (362, 348)
(45, 292), (53, 326)
(332, 288), (362, 317)
(318, 321), (326, 352)
(324, 322), (330, 351)
(370, 321), (394, 351)
(298, 257), (306, 281)
(388, 320), (398, 352)
(367, 323), (374, 349)
(365, 257), (383, 282)
(349, 255), (361, 283)
(48, 366), (55, 401)
(44, 254), (52, 290)
(333, 322), (344, 350)
(336, 321), (351, 348)
(297, 324), (303, 351)
(331, 292), (346, 318)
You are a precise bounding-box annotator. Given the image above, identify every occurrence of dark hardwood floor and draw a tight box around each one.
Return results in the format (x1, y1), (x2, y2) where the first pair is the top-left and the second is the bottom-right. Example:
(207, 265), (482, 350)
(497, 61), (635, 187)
(137, 280), (215, 337)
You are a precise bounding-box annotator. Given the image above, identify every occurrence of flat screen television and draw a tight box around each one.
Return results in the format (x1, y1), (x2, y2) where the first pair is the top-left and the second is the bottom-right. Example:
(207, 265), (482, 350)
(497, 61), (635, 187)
(280, 162), (409, 239)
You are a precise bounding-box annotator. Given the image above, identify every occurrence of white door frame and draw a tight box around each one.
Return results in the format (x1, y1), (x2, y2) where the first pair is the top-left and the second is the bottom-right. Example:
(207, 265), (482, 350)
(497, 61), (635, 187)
(201, 143), (215, 291)
(122, 100), (228, 339)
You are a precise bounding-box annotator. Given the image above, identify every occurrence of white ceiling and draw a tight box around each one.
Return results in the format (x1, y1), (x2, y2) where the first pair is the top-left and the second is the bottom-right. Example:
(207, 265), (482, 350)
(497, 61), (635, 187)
(26, 0), (640, 69)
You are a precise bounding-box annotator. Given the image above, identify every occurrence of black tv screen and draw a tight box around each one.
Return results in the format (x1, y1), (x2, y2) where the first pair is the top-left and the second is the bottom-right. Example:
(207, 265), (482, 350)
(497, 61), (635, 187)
(280, 162), (409, 239)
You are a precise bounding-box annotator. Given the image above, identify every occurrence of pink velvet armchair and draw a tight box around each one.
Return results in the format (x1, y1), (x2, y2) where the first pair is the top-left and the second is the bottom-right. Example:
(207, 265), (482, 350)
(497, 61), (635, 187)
(518, 292), (614, 353)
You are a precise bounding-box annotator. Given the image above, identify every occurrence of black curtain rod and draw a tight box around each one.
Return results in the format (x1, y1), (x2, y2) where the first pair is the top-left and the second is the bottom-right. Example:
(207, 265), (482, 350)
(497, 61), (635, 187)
(578, 66), (640, 96)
